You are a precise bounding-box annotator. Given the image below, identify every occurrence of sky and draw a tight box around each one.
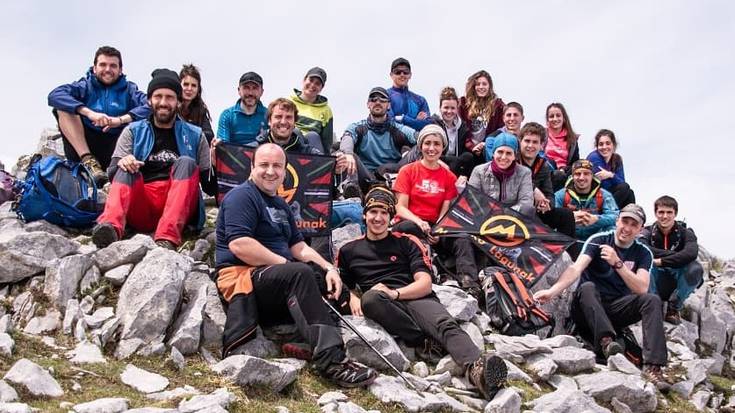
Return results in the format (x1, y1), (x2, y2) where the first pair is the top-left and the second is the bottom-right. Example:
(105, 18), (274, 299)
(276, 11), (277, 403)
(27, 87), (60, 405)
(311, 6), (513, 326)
(1, 1), (733, 258)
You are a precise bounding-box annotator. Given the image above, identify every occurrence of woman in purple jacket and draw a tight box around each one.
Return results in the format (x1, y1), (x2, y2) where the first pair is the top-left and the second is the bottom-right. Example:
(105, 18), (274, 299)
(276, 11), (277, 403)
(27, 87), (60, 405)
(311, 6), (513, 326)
(586, 129), (635, 208)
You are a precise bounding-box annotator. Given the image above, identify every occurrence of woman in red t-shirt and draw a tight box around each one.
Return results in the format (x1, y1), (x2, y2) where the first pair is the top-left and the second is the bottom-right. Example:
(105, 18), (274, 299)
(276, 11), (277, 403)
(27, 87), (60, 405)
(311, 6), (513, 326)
(393, 125), (481, 296)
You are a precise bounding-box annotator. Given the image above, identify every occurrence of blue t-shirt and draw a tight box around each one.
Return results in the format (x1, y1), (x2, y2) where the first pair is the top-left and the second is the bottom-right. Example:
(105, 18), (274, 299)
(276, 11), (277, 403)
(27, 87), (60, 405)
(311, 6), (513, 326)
(580, 230), (653, 300)
(215, 180), (304, 269)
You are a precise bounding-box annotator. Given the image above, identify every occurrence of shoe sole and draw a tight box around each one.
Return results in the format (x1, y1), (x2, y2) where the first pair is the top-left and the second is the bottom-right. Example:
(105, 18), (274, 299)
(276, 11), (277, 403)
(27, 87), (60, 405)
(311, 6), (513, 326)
(604, 342), (624, 358)
(483, 355), (508, 399)
(92, 225), (118, 248)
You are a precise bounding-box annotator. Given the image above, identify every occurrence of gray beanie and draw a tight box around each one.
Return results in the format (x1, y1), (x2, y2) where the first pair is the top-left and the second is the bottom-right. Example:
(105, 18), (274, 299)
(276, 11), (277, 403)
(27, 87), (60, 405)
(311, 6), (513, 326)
(417, 124), (447, 149)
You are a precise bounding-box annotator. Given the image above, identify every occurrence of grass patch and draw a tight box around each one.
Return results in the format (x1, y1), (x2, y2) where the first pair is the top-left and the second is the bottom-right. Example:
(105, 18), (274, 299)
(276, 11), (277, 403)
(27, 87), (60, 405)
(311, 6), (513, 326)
(509, 378), (551, 406)
(657, 392), (696, 413)
(710, 374), (735, 396)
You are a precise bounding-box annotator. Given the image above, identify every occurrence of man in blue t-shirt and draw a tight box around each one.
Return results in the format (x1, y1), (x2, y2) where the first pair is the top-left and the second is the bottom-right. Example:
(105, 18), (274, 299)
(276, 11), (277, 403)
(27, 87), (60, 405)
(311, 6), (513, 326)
(534, 204), (671, 392)
(214, 143), (376, 388)
(214, 72), (267, 146)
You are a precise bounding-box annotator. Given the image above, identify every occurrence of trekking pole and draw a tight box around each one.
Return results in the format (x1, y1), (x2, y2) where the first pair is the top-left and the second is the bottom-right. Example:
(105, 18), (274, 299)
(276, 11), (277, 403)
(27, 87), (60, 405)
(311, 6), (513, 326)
(321, 296), (421, 393)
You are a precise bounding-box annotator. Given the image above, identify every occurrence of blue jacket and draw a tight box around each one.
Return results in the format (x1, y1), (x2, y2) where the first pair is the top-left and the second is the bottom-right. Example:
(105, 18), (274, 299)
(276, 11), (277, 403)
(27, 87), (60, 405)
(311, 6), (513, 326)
(48, 68), (150, 135)
(340, 119), (417, 172)
(216, 100), (267, 145)
(554, 178), (619, 240)
(387, 86), (431, 131)
(586, 150), (626, 192)
(129, 119), (206, 229)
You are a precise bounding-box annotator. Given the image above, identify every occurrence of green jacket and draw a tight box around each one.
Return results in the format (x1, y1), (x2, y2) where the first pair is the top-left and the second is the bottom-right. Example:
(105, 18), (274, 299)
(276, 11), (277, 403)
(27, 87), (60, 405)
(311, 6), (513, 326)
(290, 89), (334, 152)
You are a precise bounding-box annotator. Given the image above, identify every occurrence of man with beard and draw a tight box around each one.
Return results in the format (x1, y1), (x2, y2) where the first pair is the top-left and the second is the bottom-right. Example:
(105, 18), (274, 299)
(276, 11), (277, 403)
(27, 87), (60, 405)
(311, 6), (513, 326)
(245, 98), (322, 155)
(48, 46), (150, 187)
(91, 69), (216, 250)
(340, 87), (417, 196)
(215, 72), (267, 146)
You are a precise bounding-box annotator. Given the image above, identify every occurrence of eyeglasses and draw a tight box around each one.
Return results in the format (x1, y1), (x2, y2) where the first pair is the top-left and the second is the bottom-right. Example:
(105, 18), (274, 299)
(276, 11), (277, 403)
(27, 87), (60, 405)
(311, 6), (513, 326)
(392, 70), (411, 76)
(369, 97), (389, 103)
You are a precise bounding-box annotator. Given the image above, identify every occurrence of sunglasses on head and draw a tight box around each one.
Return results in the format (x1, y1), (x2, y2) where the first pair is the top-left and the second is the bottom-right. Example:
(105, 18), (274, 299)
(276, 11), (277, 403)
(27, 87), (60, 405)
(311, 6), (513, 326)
(392, 69), (410, 76)
(369, 96), (389, 103)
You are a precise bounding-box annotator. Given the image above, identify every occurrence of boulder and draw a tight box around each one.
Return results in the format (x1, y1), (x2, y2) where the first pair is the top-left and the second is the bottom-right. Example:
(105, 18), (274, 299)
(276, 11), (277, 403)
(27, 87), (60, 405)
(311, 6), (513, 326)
(0, 334), (13, 357)
(433, 284), (478, 322)
(0, 380), (18, 402)
(62, 299), (81, 335)
(318, 391), (349, 406)
(340, 316), (409, 371)
(93, 234), (156, 272)
(485, 388), (521, 413)
(410, 362), (429, 378)
(525, 354), (557, 381)
(0, 231), (79, 283)
(547, 374), (578, 391)
(120, 364), (169, 394)
(3, 358), (64, 398)
(575, 371), (657, 412)
(505, 360), (533, 383)
(460, 322), (485, 350)
(668, 319), (698, 351)
(0, 315), (12, 334)
(72, 397), (128, 413)
(79, 265), (101, 293)
(606, 354), (640, 375)
(177, 388), (236, 413)
(67, 341), (106, 364)
(167, 284), (207, 355)
(541, 335), (582, 349)
(691, 390), (711, 411)
(116, 248), (189, 357)
(226, 327), (279, 359)
(185, 271), (226, 349)
(367, 374), (456, 412)
(529, 389), (610, 413)
(212, 355), (304, 393)
(0, 403), (34, 413)
(485, 334), (552, 358)
(103, 264), (134, 287)
(95, 317), (120, 348)
(146, 385), (200, 401)
(169, 346), (186, 371)
(548, 346), (596, 374)
(43, 255), (93, 309)
(23, 309), (61, 335)
(11, 291), (36, 326)
(699, 307), (727, 354)
(84, 306), (114, 329)
(610, 397), (633, 413)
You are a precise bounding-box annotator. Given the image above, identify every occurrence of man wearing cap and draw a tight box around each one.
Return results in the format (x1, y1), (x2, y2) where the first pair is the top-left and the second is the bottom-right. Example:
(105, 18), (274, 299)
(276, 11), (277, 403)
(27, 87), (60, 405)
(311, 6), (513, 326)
(91, 69), (216, 250)
(339, 86), (417, 196)
(554, 159), (618, 240)
(48, 45), (151, 187)
(337, 187), (507, 400)
(289, 67), (334, 154)
(387, 57), (432, 131)
(215, 143), (377, 388)
(534, 204), (670, 392)
(215, 72), (267, 146)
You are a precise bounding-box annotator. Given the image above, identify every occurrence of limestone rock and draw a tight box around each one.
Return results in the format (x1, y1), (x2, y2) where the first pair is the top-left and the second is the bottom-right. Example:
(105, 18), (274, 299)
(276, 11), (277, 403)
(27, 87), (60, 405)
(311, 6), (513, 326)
(11, 291), (35, 327)
(72, 397), (128, 413)
(318, 391), (349, 405)
(485, 334), (552, 358)
(668, 319), (698, 351)
(185, 239), (211, 261)
(0, 315), (12, 334)
(0, 334), (13, 357)
(529, 389), (610, 413)
(104, 264), (134, 287)
(525, 354), (557, 381)
(169, 346), (186, 371)
(67, 341), (106, 364)
(23, 309), (61, 335)
(226, 327), (279, 359)
(505, 360), (533, 383)
(691, 390), (711, 410)
(434, 284), (478, 322)
(547, 374), (578, 391)
(411, 362), (429, 378)
(0, 231), (79, 283)
(123, 408), (179, 413)
(485, 388), (521, 413)
(177, 388), (236, 413)
(434, 355), (464, 377)
(62, 299), (81, 335)
(340, 316), (409, 371)
(96, 316), (121, 348)
(43, 254), (93, 309)
(548, 346), (596, 374)
(699, 307), (727, 354)
(168, 284), (207, 355)
(185, 271), (226, 349)
(367, 374), (456, 412)
(0, 403), (34, 413)
(84, 306), (114, 329)
(575, 371), (657, 412)
(120, 364), (169, 394)
(460, 322), (485, 350)
(146, 385), (200, 401)
(3, 358), (64, 398)
(610, 397), (633, 413)
(472, 312), (492, 334)
(79, 265), (101, 293)
(93, 234), (156, 272)
(0, 380), (18, 402)
(606, 354), (640, 375)
(212, 355), (304, 392)
(79, 295), (95, 314)
(541, 335), (582, 349)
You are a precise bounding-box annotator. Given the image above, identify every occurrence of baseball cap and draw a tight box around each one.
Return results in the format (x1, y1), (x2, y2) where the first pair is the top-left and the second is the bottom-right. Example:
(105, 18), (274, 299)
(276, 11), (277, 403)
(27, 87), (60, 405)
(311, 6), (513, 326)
(391, 57), (411, 71)
(368, 86), (389, 100)
(619, 203), (646, 225)
(305, 67), (327, 84)
(239, 72), (263, 86)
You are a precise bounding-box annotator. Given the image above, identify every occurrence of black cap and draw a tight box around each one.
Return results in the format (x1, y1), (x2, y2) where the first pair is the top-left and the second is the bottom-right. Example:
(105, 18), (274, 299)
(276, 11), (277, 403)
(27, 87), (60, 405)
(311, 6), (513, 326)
(305, 67), (327, 84)
(368, 87), (389, 100)
(391, 57), (411, 71)
(147, 68), (182, 99)
(239, 72), (263, 87)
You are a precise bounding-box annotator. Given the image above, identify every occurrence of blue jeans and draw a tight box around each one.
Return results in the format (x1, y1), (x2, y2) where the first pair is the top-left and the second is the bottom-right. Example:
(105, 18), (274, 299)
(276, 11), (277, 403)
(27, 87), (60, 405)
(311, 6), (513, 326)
(331, 199), (365, 232)
(648, 261), (704, 310)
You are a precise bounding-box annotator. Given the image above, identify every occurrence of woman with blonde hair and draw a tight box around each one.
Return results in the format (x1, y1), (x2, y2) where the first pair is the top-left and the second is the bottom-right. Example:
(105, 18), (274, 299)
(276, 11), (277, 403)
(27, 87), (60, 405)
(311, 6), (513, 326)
(459, 70), (505, 164)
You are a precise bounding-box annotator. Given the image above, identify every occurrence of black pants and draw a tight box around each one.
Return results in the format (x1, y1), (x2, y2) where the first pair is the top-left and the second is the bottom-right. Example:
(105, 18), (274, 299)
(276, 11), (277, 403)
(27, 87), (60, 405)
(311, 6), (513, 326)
(53, 109), (118, 169)
(611, 182), (635, 209)
(551, 169), (568, 192)
(572, 281), (667, 365)
(361, 290), (481, 367)
(252, 262), (345, 370)
(443, 153), (475, 178)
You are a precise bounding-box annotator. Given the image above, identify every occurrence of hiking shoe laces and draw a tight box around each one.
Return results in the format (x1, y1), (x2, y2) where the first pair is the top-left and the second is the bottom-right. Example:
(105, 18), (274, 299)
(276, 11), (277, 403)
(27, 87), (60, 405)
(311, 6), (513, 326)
(92, 222), (118, 248)
(601, 336), (623, 359)
(466, 353), (507, 400)
(643, 364), (671, 393)
(281, 342), (313, 361)
(322, 358), (377, 388)
(80, 154), (108, 188)
(664, 308), (681, 325)
(415, 338), (447, 364)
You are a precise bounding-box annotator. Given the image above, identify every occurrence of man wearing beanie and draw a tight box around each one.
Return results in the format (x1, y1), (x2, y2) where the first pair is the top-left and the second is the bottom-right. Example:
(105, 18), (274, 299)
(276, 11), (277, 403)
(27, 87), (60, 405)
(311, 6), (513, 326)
(48, 46), (150, 187)
(337, 187), (508, 400)
(535, 204), (671, 392)
(554, 159), (619, 241)
(91, 68), (216, 250)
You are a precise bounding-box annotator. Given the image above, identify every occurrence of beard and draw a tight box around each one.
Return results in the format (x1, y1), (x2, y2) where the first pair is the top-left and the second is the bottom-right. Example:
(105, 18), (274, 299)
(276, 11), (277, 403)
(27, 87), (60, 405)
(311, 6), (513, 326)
(153, 105), (176, 125)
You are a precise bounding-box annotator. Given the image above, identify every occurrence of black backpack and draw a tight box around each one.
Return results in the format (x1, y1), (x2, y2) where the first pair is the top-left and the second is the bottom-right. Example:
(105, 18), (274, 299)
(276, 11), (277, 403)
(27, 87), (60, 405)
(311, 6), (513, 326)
(483, 266), (554, 336)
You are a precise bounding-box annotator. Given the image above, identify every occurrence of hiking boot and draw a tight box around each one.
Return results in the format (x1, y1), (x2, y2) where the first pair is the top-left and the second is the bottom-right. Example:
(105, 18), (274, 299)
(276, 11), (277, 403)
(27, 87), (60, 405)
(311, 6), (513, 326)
(643, 364), (671, 393)
(92, 222), (118, 248)
(342, 182), (362, 201)
(466, 353), (507, 400)
(601, 336), (623, 358)
(155, 239), (177, 250)
(415, 337), (447, 364)
(461, 274), (483, 304)
(80, 153), (108, 188)
(664, 307), (681, 325)
(322, 358), (377, 388)
(281, 342), (312, 361)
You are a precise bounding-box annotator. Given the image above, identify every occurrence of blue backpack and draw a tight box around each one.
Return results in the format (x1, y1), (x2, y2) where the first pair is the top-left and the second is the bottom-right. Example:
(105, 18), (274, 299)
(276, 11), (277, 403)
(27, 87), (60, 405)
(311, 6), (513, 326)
(13, 155), (102, 227)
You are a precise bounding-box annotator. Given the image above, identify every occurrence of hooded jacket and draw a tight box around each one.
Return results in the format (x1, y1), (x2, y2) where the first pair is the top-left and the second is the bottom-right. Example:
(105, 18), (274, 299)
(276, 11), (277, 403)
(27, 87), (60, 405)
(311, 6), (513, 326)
(640, 221), (699, 268)
(387, 86), (432, 131)
(468, 161), (535, 216)
(289, 89), (334, 152)
(554, 177), (618, 240)
(48, 68), (150, 135)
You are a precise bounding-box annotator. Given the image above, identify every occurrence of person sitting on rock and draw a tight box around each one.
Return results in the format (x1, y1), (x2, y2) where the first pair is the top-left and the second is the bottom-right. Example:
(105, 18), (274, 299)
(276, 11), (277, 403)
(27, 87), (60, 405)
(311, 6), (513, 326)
(336, 187), (508, 400)
(554, 159), (618, 241)
(214, 72), (267, 146)
(640, 195), (704, 325)
(214, 143), (377, 388)
(534, 204), (671, 392)
(387, 57), (432, 131)
(91, 69), (216, 250)
(48, 45), (151, 187)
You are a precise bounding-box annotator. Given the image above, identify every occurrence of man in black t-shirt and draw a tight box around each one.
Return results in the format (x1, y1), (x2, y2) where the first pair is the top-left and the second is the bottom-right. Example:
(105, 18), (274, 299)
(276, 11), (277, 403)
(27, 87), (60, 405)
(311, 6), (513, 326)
(92, 69), (216, 250)
(337, 187), (507, 400)
(534, 204), (671, 392)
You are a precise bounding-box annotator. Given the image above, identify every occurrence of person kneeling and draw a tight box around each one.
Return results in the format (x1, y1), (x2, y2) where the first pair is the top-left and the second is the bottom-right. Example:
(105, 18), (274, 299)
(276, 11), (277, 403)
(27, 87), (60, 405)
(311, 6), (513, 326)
(534, 204), (671, 392)
(337, 187), (507, 399)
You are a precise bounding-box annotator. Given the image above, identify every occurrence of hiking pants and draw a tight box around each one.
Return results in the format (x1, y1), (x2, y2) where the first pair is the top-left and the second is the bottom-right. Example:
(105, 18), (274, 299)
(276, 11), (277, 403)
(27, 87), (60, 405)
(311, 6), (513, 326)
(611, 182), (636, 209)
(572, 281), (667, 365)
(649, 262), (704, 311)
(252, 262), (345, 371)
(54, 109), (118, 169)
(360, 289), (481, 367)
(98, 156), (200, 245)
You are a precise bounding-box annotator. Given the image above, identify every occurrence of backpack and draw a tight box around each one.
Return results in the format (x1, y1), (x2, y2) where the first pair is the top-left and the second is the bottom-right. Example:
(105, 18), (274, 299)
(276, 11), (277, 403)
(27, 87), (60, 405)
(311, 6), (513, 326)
(13, 155), (102, 227)
(563, 189), (604, 213)
(483, 266), (554, 336)
(354, 123), (412, 153)
(0, 169), (15, 205)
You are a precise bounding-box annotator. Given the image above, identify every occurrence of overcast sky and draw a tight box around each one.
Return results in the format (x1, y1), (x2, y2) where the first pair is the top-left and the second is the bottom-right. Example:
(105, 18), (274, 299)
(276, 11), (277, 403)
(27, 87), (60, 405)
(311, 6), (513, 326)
(2, 1), (733, 258)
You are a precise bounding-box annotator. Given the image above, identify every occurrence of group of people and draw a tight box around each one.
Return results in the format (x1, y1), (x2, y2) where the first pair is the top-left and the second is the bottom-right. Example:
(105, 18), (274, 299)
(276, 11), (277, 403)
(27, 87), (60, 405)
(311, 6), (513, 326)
(46, 46), (704, 396)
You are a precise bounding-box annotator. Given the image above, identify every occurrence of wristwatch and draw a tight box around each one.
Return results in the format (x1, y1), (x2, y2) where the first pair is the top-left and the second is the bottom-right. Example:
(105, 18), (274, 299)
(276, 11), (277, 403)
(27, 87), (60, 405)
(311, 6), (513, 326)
(325, 265), (339, 274)
(613, 260), (624, 270)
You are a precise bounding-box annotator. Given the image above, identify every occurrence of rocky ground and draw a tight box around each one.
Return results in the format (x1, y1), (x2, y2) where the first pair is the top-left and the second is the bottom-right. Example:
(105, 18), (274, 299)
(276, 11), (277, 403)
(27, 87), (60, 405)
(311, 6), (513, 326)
(1, 132), (735, 412)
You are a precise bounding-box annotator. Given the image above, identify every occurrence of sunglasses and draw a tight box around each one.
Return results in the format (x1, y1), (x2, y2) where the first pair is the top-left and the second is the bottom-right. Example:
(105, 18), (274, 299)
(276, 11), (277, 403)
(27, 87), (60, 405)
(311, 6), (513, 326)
(369, 96), (389, 103)
(392, 70), (411, 76)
